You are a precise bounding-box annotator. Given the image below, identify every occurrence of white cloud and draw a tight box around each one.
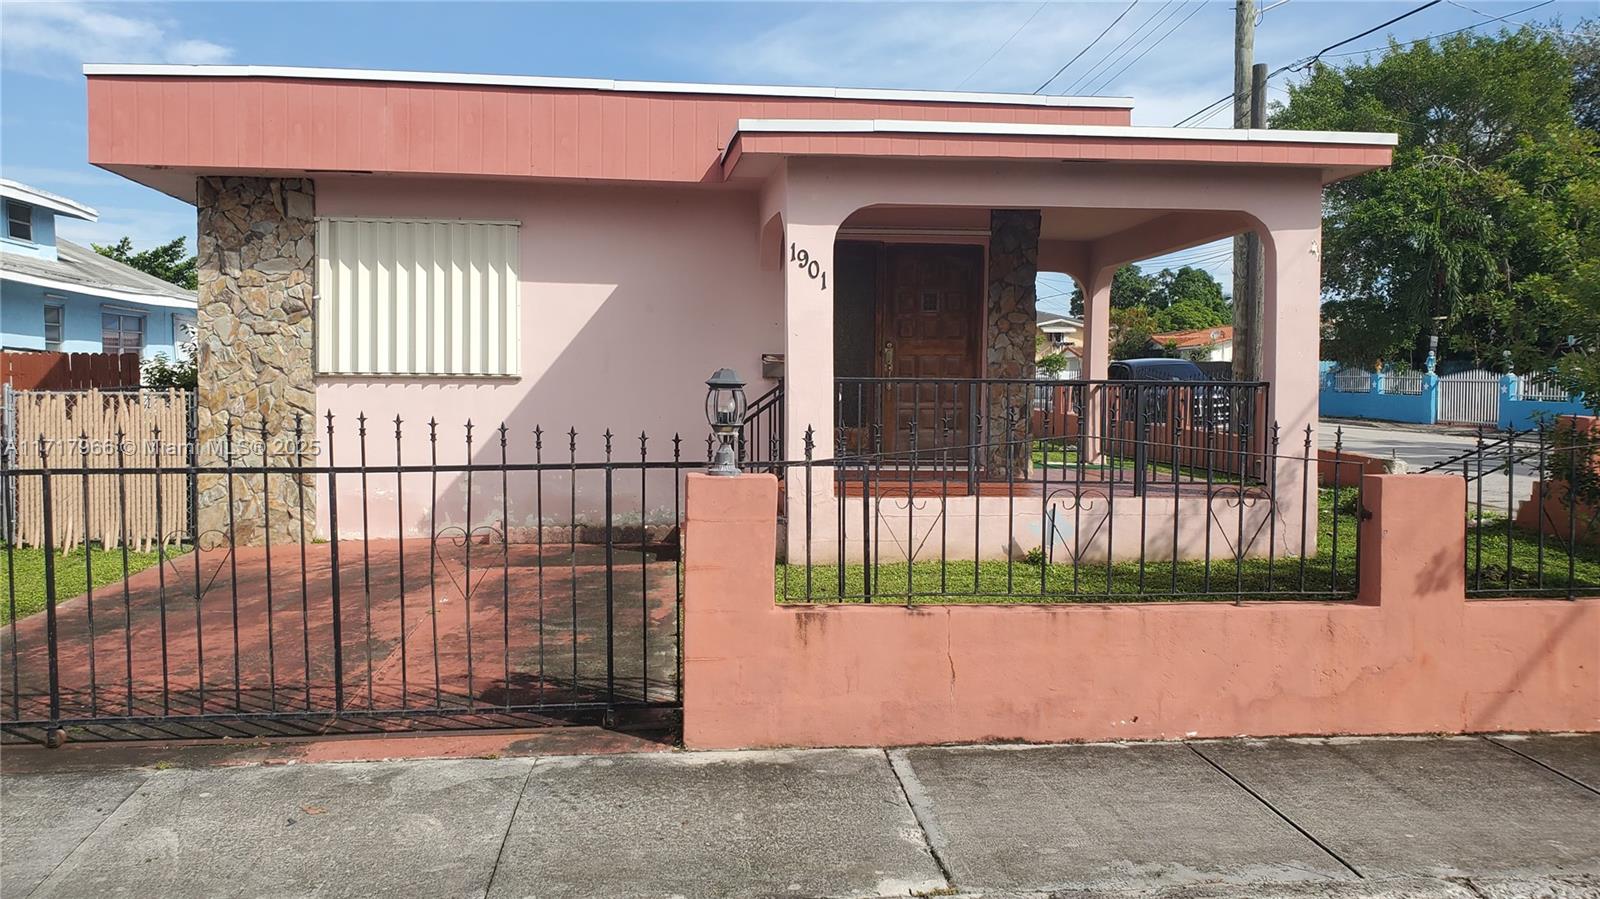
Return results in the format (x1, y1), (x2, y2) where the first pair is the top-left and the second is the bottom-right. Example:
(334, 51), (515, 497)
(709, 4), (1113, 93)
(1, 2), (232, 79)
(0, 164), (122, 188)
(56, 202), (197, 253)
(702, 2), (1236, 104)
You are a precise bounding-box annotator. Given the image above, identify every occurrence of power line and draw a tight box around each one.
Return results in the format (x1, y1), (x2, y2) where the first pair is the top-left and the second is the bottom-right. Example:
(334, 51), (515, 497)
(1171, 0), (1446, 126)
(1301, 0), (1444, 63)
(1034, 0), (1140, 94)
(1089, 1), (1210, 95)
(958, 0), (1050, 89)
(1447, 0), (1564, 35)
(1322, 0), (1557, 57)
(1062, 0), (1180, 95)
(1149, 245), (1238, 263)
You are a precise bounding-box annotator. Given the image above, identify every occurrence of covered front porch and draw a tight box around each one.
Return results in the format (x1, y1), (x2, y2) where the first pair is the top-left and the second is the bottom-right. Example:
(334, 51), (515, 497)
(728, 124), (1391, 563)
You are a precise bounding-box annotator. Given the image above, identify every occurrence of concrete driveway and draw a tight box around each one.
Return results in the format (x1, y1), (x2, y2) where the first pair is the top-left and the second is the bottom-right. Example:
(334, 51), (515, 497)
(4, 734), (1596, 898)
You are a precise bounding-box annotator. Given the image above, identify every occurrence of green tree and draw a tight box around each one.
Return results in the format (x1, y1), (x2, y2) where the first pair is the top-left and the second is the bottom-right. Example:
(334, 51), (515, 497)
(1149, 266), (1227, 311)
(1110, 265), (1156, 309)
(1037, 352), (1073, 377)
(1110, 306), (1160, 360)
(1272, 25), (1598, 410)
(1148, 266), (1230, 331)
(93, 236), (198, 291)
(1155, 299), (1230, 333)
(1564, 20), (1600, 132)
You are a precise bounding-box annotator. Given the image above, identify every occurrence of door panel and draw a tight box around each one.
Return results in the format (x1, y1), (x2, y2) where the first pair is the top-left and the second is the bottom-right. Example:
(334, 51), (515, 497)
(880, 245), (982, 456)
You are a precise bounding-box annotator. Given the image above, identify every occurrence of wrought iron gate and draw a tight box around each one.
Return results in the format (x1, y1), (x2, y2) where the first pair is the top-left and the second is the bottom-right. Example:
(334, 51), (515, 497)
(1, 412), (693, 745)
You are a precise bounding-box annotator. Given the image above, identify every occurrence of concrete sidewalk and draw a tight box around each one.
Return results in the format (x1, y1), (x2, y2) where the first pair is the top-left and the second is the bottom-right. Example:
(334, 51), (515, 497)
(3, 734), (1597, 898)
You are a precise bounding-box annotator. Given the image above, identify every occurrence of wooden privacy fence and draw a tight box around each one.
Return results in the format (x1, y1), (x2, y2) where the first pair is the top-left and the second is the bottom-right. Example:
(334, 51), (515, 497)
(0, 351), (142, 390)
(5, 389), (192, 552)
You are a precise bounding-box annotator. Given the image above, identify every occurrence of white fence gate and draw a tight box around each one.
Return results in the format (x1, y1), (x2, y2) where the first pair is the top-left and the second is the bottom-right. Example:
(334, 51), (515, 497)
(1437, 369), (1500, 425)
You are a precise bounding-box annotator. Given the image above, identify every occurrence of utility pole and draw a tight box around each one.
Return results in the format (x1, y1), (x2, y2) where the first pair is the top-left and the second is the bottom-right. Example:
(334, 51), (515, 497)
(1231, 0), (1262, 381)
(1241, 62), (1267, 379)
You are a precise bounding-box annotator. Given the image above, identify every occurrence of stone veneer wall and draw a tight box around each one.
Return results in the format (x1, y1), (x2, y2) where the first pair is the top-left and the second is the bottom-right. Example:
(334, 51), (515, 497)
(195, 177), (317, 546)
(985, 209), (1041, 473)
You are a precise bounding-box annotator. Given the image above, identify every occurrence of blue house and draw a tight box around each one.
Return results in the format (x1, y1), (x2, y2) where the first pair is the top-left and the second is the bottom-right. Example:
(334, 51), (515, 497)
(0, 179), (195, 363)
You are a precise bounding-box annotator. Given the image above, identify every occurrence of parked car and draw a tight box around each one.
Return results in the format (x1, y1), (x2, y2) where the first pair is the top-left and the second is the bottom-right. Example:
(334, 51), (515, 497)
(1108, 357), (1238, 428)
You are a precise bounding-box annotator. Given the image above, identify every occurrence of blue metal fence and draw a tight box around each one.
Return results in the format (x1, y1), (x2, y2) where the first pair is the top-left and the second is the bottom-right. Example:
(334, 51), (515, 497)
(1318, 360), (1588, 428)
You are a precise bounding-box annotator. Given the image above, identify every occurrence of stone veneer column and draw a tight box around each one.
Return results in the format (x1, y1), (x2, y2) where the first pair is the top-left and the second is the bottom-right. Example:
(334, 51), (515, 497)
(985, 209), (1041, 474)
(194, 177), (317, 546)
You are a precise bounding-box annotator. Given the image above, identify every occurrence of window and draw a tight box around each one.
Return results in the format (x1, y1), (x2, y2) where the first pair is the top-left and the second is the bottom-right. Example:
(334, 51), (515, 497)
(1050, 332), (1066, 345)
(102, 311), (145, 354)
(316, 218), (520, 376)
(172, 312), (197, 344)
(43, 304), (64, 351)
(6, 201), (32, 242)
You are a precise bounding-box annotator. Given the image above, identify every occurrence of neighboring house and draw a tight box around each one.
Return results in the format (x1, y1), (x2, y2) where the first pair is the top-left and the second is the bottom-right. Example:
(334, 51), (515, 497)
(1150, 325), (1233, 362)
(0, 179), (196, 361)
(1037, 311), (1083, 355)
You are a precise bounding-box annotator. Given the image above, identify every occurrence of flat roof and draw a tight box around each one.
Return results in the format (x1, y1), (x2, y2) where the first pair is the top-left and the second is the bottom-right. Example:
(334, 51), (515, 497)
(730, 118), (1400, 150)
(81, 63), (1136, 110)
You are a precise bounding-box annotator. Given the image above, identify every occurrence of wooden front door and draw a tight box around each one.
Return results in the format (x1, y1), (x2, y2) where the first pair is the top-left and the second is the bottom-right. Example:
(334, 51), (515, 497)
(879, 245), (983, 455)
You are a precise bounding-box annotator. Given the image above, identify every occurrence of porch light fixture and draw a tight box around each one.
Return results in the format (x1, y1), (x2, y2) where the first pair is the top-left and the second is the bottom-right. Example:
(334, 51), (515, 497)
(705, 367), (747, 476)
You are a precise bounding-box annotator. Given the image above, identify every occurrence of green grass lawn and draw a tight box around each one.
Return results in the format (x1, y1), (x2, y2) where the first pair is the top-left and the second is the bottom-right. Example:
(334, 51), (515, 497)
(1464, 516), (1600, 596)
(1, 544), (188, 625)
(1031, 439), (1247, 484)
(777, 489), (1600, 604)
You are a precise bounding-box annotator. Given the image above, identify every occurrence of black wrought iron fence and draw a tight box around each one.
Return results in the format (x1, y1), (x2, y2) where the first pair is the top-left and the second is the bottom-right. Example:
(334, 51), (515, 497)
(834, 377), (1270, 496)
(774, 415), (1358, 605)
(0, 412), (694, 746)
(739, 382), (784, 472)
(1423, 424), (1600, 599)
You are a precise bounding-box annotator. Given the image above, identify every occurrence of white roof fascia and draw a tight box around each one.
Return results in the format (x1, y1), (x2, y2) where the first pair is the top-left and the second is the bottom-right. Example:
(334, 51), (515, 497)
(730, 118), (1399, 146)
(81, 63), (1135, 109)
(0, 179), (99, 222)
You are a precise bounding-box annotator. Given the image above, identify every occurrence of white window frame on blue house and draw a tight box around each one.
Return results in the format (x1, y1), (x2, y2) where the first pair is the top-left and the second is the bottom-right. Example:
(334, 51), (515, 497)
(42, 301), (65, 351)
(101, 306), (148, 355)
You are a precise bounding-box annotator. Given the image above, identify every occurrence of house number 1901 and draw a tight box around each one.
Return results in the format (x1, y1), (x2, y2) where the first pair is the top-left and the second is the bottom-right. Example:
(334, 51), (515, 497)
(790, 243), (827, 290)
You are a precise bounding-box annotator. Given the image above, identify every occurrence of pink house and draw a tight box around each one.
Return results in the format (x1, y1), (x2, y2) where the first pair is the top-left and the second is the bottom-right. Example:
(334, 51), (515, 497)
(84, 64), (1394, 554)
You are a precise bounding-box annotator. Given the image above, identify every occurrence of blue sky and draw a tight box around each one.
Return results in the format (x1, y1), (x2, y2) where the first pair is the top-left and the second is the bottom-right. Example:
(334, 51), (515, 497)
(1, 0), (1587, 316)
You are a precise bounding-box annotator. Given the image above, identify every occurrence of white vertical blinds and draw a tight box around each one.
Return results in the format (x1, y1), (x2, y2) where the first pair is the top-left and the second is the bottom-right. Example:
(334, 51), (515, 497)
(315, 218), (520, 376)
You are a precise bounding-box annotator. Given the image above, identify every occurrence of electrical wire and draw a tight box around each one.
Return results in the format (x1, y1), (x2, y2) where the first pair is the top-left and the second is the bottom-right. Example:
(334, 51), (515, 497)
(1088, 1), (1210, 95)
(1171, 0), (1447, 126)
(958, 1), (1050, 89)
(1062, 0), (1179, 95)
(1034, 0), (1140, 94)
(1447, 0), (1564, 35)
(1318, 0), (1555, 57)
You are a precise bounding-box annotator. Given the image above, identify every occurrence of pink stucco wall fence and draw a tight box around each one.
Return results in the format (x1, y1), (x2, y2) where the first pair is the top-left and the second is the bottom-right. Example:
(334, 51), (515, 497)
(682, 473), (1598, 750)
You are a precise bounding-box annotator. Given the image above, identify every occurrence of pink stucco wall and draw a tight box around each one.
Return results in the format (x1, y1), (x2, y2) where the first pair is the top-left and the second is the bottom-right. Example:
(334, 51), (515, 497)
(310, 176), (782, 538)
(683, 472), (1598, 749)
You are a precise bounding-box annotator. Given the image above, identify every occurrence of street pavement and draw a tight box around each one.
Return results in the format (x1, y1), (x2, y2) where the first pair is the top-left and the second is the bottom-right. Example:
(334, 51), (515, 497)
(3, 733), (1596, 898)
(1320, 419), (1541, 513)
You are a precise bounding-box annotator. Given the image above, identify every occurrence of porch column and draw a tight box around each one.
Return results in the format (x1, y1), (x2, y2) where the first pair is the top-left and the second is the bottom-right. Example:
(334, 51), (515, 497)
(1080, 263), (1114, 462)
(194, 176), (318, 547)
(984, 209), (1041, 474)
(780, 217), (842, 565)
(1081, 264), (1112, 382)
(1260, 188), (1324, 557)
(782, 220), (841, 458)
